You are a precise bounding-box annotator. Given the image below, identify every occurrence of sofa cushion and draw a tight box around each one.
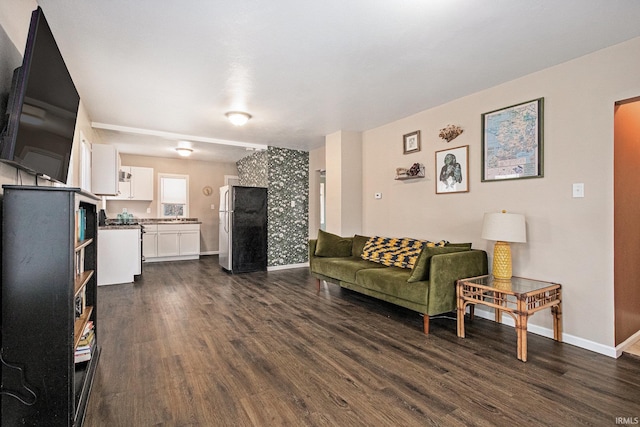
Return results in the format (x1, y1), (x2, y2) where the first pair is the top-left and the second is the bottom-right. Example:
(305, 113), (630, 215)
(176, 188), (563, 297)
(315, 229), (353, 257)
(446, 242), (473, 249)
(355, 267), (428, 304)
(361, 236), (425, 269)
(407, 245), (471, 283)
(312, 257), (385, 283)
(352, 234), (370, 257)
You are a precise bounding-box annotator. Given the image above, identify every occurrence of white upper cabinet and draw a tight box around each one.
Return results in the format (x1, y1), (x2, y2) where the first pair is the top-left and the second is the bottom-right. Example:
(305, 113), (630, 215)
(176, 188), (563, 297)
(107, 166), (154, 201)
(91, 144), (120, 196)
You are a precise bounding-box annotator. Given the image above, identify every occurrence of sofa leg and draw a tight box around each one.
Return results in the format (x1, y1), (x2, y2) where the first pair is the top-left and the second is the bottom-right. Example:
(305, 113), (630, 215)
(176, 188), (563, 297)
(423, 315), (430, 334)
(316, 278), (321, 292)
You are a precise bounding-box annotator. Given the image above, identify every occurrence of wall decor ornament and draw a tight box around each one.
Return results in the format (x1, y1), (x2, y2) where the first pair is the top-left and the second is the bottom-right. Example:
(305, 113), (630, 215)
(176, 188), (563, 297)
(395, 163), (425, 180)
(202, 186), (213, 196)
(436, 145), (469, 194)
(439, 124), (464, 142)
(403, 130), (421, 154)
(481, 98), (544, 181)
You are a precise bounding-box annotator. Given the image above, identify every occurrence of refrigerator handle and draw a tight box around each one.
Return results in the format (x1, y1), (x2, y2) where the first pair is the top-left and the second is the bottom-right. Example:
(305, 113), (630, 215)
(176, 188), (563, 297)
(223, 188), (230, 233)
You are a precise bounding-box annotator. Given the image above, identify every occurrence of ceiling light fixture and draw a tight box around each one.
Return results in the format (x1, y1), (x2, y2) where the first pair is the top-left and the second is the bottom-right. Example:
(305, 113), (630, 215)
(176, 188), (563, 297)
(175, 147), (193, 157)
(225, 111), (252, 126)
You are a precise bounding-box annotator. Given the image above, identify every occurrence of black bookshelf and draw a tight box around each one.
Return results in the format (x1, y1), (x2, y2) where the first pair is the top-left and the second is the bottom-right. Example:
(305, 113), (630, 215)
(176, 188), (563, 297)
(1, 186), (100, 426)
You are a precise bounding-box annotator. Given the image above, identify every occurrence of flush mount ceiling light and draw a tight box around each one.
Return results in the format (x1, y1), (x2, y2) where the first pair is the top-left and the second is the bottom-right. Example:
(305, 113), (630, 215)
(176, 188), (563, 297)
(175, 147), (193, 157)
(175, 141), (193, 157)
(225, 111), (252, 126)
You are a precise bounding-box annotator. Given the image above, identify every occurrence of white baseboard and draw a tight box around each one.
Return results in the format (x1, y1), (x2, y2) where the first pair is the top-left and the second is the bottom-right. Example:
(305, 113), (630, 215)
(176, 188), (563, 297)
(144, 255), (200, 263)
(200, 251), (219, 256)
(267, 262), (309, 271)
(472, 307), (618, 358)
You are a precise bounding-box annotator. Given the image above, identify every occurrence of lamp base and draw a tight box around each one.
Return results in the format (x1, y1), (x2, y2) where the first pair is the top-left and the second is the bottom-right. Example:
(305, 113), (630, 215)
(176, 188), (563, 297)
(492, 241), (512, 280)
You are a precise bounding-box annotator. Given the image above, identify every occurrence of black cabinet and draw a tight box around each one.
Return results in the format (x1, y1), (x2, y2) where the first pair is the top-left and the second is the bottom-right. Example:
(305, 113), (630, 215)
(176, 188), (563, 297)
(1, 186), (100, 426)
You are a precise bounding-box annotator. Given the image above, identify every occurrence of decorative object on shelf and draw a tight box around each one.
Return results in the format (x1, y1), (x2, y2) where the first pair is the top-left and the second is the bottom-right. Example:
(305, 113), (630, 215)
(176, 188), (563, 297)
(435, 145), (469, 194)
(481, 210), (527, 279)
(438, 124), (464, 142)
(395, 163), (425, 180)
(403, 130), (421, 154)
(482, 98), (544, 181)
(202, 185), (213, 196)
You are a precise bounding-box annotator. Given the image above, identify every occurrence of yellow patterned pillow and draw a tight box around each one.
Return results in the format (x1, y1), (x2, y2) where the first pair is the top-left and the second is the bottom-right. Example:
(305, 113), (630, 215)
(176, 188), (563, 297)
(361, 236), (426, 269)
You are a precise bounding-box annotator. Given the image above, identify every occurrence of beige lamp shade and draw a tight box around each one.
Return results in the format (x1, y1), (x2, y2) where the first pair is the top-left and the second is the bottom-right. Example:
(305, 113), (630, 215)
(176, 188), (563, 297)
(481, 211), (526, 279)
(481, 211), (526, 243)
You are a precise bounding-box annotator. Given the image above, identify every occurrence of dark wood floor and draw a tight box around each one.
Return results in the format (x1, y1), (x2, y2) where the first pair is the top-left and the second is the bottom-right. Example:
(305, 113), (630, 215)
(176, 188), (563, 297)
(84, 257), (640, 426)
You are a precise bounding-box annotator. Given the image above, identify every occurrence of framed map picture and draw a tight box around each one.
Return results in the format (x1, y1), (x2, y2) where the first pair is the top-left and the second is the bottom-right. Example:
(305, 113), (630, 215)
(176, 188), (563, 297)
(481, 98), (544, 181)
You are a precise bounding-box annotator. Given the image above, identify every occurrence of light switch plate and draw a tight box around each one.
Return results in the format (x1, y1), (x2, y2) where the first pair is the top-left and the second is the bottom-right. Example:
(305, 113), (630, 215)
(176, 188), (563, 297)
(572, 183), (585, 198)
(374, 193), (382, 199)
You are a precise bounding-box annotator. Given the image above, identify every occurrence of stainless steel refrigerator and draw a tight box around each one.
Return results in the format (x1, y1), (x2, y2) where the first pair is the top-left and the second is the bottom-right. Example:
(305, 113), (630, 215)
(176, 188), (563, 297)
(218, 185), (268, 273)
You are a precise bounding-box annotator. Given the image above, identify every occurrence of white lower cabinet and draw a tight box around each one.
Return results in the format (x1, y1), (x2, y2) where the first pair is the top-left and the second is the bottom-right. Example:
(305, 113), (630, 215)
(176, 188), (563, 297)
(144, 223), (200, 262)
(178, 230), (200, 256)
(157, 229), (180, 257)
(142, 225), (158, 259)
(98, 228), (141, 285)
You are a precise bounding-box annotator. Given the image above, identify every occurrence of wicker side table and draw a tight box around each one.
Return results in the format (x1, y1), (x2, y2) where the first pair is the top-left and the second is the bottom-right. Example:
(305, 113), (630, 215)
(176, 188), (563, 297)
(456, 275), (562, 362)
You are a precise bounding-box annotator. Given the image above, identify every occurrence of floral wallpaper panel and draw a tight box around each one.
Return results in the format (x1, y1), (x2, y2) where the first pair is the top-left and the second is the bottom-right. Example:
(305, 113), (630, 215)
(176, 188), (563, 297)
(236, 147), (309, 267)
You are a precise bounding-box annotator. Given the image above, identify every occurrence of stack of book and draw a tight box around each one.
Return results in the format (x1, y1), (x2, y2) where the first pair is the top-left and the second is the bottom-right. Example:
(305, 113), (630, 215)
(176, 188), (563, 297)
(75, 321), (95, 364)
(75, 207), (87, 242)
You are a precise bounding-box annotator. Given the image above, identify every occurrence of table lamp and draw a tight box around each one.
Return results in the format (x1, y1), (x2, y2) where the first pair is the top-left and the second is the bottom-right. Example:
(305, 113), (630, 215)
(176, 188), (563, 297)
(481, 210), (526, 280)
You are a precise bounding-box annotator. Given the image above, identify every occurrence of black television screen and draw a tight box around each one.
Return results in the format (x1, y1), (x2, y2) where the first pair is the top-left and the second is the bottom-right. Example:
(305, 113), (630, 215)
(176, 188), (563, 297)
(0, 7), (79, 184)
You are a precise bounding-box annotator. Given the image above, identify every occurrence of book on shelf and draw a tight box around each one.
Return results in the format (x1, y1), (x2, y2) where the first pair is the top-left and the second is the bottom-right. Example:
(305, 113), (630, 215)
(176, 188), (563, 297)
(75, 351), (91, 364)
(77, 330), (94, 348)
(75, 321), (95, 364)
(76, 207), (86, 242)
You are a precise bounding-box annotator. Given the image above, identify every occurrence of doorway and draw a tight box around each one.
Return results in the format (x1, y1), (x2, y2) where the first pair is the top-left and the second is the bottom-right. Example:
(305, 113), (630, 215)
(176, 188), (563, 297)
(319, 170), (326, 231)
(613, 96), (640, 347)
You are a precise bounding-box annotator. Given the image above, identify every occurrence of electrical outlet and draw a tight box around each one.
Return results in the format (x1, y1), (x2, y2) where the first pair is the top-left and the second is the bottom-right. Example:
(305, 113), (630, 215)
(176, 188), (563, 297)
(146, 207), (151, 214)
(572, 183), (585, 198)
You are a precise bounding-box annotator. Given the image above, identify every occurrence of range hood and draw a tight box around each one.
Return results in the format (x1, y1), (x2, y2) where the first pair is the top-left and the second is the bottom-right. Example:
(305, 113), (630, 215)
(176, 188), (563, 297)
(119, 169), (132, 182)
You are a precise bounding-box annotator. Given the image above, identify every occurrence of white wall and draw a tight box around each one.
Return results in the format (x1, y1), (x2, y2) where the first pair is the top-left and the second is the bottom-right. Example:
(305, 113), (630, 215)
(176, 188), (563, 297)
(361, 36), (640, 354)
(325, 130), (363, 236)
(308, 145), (326, 239)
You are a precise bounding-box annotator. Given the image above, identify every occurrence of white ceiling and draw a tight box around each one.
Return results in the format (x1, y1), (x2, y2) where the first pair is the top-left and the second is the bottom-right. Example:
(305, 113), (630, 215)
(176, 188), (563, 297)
(33, 0), (640, 162)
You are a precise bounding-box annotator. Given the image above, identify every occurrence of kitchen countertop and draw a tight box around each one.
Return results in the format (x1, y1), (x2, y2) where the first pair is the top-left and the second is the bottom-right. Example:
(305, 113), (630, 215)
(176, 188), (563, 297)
(99, 218), (201, 229)
(99, 224), (142, 230)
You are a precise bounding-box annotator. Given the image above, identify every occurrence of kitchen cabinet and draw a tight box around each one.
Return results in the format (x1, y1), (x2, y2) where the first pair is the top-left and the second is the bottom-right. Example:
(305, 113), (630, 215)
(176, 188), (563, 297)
(107, 166), (154, 201)
(98, 227), (141, 285)
(145, 223), (200, 262)
(143, 224), (158, 258)
(91, 144), (120, 195)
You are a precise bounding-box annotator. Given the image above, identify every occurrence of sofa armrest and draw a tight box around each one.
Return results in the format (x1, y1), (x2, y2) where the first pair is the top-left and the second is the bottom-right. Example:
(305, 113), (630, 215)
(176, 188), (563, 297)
(309, 239), (318, 263)
(427, 250), (488, 314)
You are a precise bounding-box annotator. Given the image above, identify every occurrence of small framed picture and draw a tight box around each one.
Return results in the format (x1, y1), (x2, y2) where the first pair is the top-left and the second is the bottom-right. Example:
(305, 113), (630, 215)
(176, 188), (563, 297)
(435, 145), (469, 194)
(403, 131), (421, 154)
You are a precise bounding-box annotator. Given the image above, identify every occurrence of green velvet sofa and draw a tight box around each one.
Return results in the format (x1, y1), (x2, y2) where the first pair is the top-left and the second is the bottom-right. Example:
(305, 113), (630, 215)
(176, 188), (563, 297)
(309, 233), (488, 334)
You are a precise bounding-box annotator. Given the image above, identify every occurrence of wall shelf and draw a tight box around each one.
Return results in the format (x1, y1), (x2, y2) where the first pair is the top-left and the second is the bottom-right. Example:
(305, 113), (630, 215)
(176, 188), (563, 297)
(395, 163), (425, 180)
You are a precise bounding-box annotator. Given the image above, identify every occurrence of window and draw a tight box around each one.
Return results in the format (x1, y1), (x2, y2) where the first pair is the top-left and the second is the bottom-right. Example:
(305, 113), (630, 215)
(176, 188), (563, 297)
(158, 173), (189, 217)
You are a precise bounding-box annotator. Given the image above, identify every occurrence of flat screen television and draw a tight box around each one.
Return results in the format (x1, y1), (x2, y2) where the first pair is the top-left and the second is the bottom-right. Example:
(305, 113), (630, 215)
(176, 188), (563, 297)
(0, 7), (79, 184)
